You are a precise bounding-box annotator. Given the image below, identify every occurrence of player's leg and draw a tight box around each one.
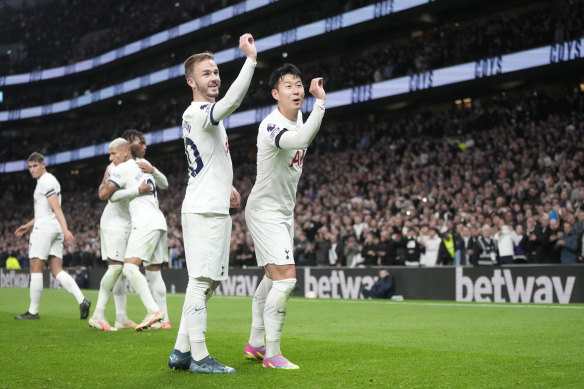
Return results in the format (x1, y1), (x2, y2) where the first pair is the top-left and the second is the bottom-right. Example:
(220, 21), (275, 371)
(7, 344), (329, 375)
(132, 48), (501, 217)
(262, 264), (298, 369)
(174, 213), (235, 374)
(15, 230), (52, 319)
(146, 231), (170, 328)
(122, 258), (163, 330)
(15, 257), (44, 319)
(244, 213), (298, 368)
(244, 273), (272, 360)
(47, 255), (91, 319)
(113, 274), (136, 328)
(89, 259), (122, 331)
(123, 229), (165, 330)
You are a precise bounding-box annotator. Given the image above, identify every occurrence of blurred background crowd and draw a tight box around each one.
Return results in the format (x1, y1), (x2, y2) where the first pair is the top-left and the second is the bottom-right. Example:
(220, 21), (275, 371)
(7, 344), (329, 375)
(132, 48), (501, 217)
(1, 0), (583, 270)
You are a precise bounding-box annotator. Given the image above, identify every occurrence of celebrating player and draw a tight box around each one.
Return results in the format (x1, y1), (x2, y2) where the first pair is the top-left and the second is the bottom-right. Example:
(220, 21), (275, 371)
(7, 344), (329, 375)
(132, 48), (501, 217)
(89, 138), (151, 331)
(168, 33), (257, 374)
(98, 138), (169, 331)
(243, 64), (326, 369)
(14, 152), (91, 320)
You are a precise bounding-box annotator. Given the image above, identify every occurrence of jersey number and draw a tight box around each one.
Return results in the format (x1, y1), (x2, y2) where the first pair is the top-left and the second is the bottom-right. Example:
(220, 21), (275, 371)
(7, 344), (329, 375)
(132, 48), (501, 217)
(184, 137), (204, 178)
(146, 178), (157, 198)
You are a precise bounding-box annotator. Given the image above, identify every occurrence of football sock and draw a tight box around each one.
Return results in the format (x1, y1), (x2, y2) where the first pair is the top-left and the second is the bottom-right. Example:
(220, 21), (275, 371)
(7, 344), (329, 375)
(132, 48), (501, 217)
(56, 270), (85, 304)
(174, 279), (216, 353)
(265, 278), (296, 358)
(249, 275), (273, 347)
(146, 270), (169, 321)
(113, 274), (129, 322)
(93, 265), (122, 319)
(174, 313), (191, 353)
(122, 263), (159, 314)
(28, 273), (43, 315)
(184, 277), (212, 361)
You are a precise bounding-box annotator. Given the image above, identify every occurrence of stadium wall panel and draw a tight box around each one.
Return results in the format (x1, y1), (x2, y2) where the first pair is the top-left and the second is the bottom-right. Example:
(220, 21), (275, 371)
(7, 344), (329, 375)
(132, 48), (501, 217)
(2, 265), (583, 304)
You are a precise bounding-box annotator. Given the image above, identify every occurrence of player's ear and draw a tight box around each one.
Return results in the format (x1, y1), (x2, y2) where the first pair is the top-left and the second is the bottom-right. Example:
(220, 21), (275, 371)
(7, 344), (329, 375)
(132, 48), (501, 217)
(271, 89), (279, 101)
(186, 78), (196, 89)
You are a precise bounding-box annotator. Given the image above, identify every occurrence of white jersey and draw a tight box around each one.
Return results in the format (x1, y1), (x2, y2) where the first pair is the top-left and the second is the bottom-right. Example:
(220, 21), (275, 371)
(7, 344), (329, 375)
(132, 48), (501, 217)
(100, 162), (131, 231)
(180, 57), (256, 216)
(33, 172), (61, 233)
(246, 104), (323, 218)
(181, 102), (233, 214)
(108, 159), (167, 231)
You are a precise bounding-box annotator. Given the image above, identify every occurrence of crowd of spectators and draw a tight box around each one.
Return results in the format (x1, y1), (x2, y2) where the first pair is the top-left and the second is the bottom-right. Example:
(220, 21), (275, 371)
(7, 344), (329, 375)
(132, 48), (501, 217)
(2, 0), (582, 165)
(2, 0), (582, 112)
(2, 85), (583, 270)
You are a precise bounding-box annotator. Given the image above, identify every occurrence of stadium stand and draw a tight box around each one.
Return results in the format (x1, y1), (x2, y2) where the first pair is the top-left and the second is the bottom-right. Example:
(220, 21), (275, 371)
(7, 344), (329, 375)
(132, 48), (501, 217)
(0, 0), (583, 269)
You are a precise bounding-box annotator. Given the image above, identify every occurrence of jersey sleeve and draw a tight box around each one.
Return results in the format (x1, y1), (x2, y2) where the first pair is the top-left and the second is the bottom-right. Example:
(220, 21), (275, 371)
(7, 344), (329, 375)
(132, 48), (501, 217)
(42, 175), (60, 198)
(108, 163), (127, 188)
(277, 99), (326, 150)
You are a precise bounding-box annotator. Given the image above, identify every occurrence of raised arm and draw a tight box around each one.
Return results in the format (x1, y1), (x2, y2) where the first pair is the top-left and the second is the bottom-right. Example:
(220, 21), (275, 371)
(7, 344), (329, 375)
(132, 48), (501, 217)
(276, 78), (326, 150)
(110, 181), (152, 202)
(210, 34), (257, 124)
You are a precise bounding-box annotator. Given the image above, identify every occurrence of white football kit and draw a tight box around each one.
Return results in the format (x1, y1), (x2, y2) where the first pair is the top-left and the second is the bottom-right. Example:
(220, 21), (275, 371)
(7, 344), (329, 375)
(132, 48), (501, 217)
(181, 57), (256, 280)
(29, 172), (63, 260)
(100, 162), (132, 262)
(108, 159), (168, 264)
(246, 99), (326, 266)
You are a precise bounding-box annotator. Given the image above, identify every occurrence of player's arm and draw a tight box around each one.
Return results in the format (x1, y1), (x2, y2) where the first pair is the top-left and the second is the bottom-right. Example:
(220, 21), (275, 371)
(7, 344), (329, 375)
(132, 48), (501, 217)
(47, 194), (75, 246)
(136, 160), (168, 190)
(110, 180), (152, 202)
(15, 219), (35, 237)
(98, 180), (118, 201)
(209, 34), (257, 125)
(276, 78), (326, 150)
(230, 186), (241, 208)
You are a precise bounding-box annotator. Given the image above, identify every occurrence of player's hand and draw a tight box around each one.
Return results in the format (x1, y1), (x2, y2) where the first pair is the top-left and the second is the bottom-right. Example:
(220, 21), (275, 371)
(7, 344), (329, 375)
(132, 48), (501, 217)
(239, 33), (257, 60)
(14, 224), (31, 237)
(138, 180), (153, 195)
(309, 77), (326, 100)
(64, 230), (76, 246)
(230, 187), (241, 208)
(136, 161), (155, 174)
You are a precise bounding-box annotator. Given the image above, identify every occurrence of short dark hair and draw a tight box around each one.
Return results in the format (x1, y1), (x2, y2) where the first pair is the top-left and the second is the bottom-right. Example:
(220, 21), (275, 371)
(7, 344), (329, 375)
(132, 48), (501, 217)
(121, 129), (144, 143)
(27, 152), (44, 163)
(269, 63), (302, 90)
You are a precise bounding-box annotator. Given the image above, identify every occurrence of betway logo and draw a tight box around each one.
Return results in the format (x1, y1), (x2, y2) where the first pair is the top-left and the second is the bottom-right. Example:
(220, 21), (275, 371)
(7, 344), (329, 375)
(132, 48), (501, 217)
(456, 267), (575, 304)
(215, 274), (259, 296)
(0, 269), (30, 288)
(304, 268), (375, 299)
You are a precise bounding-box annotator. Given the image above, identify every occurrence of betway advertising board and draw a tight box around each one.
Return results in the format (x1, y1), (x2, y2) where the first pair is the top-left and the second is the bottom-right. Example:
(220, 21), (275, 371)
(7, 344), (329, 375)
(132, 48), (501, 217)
(2, 265), (582, 303)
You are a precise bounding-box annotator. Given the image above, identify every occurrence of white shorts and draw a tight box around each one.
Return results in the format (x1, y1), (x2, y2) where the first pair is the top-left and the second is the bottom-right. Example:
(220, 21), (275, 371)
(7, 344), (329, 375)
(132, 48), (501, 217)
(125, 229), (168, 265)
(29, 229), (63, 260)
(182, 213), (231, 281)
(100, 227), (131, 263)
(245, 209), (294, 267)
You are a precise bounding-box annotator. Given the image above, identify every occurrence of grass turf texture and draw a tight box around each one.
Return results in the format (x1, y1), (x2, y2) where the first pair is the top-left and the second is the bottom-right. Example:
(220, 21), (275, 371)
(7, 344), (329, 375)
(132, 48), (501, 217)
(1, 287), (583, 388)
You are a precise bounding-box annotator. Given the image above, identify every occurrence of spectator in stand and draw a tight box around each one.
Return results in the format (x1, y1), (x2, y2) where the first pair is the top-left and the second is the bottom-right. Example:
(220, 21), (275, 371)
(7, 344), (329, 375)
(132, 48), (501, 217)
(420, 227), (442, 267)
(343, 235), (361, 268)
(472, 224), (498, 266)
(294, 231), (315, 266)
(495, 222), (514, 265)
(512, 224), (528, 264)
(455, 225), (475, 266)
(361, 231), (379, 266)
(556, 222), (579, 264)
(378, 229), (400, 266)
(402, 227), (423, 267)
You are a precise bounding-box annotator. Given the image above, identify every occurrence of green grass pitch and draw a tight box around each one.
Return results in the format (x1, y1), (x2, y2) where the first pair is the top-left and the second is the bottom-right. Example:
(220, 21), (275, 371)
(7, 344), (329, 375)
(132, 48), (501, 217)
(1, 287), (583, 388)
